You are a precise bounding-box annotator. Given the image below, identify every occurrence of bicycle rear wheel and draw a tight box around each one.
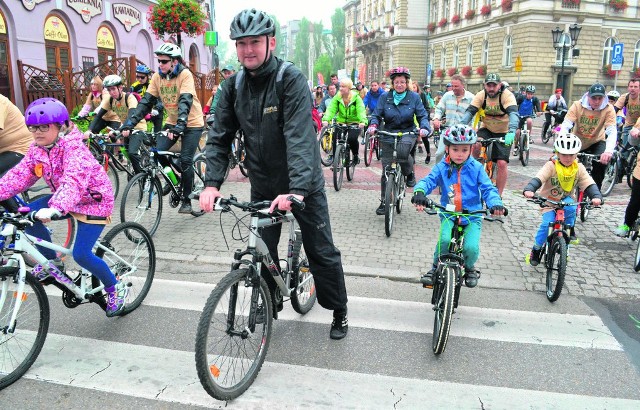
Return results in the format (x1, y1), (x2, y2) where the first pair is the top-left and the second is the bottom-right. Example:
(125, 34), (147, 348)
(627, 155), (636, 189)
(364, 134), (372, 167)
(195, 268), (272, 401)
(0, 267), (50, 390)
(634, 236), (640, 272)
(234, 136), (248, 177)
(519, 131), (529, 167)
(333, 145), (345, 191)
(601, 159), (618, 197)
(396, 177), (405, 214)
(545, 237), (567, 302)
(95, 222), (156, 315)
(384, 176), (396, 237)
(120, 173), (163, 236)
(290, 231), (317, 314)
(319, 129), (334, 167)
(432, 265), (455, 355)
(345, 148), (355, 182)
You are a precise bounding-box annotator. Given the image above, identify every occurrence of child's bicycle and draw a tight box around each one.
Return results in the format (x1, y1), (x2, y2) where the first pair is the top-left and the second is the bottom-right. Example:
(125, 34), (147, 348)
(422, 203), (505, 355)
(0, 209), (156, 390)
(526, 195), (600, 302)
(193, 195), (316, 400)
(576, 152), (600, 222)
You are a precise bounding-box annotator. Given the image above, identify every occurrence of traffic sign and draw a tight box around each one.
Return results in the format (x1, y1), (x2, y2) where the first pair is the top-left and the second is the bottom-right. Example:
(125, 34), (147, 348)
(514, 55), (523, 72)
(612, 43), (624, 71)
(427, 64), (432, 82)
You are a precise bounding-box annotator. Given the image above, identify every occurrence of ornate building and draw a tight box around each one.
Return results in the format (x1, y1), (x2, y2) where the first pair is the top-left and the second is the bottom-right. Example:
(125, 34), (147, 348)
(345, 0), (640, 101)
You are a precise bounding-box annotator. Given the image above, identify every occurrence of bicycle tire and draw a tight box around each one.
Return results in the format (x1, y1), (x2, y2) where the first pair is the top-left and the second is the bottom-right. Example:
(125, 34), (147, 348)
(600, 159), (618, 197)
(519, 131), (529, 167)
(374, 140), (380, 160)
(345, 148), (355, 182)
(95, 222), (156, 314)
(0, 269), (50, 390)
(120, 172), (163, 236)
(290, 231), (317, 314)
(27, 194), (76, 258)
(396, 176), (405, 215)
(190, 156), (207, 217)
(545, 236), (567, 302)
(542, 129), (551, 144)
(235, 136), (248, 177)
(627, 155), (636, 189)
(579, 193), (590, 223)
(104, 160), (120, 200)
(635, 237), (640, 272)
(333, 144), (344, 191)
(432, 265), (455, 355)
(195, 268), (272, 401)
(198, 128), (208, 153)
(364, 134), (371, 167)
(384, 176), (396, 237)
(319, 129), (334, 167)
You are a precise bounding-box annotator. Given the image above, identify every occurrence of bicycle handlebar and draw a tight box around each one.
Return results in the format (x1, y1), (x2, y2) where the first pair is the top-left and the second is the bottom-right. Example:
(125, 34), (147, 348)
(189, 194), (305, 213)
(375, 130), (418, 137)
(478, 138), (506, 146)
(576, 152), (601, 162)
(527, 194), (602, 209)
(424, 203), (507, 222)
(70, 112), (96, 121)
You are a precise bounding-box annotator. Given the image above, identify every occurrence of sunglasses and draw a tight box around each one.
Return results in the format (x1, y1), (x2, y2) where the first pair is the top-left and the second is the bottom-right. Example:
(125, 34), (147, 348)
(28, 124), (51, 133)
(157, 59), (171, 64)
(136, 75), (147, 79)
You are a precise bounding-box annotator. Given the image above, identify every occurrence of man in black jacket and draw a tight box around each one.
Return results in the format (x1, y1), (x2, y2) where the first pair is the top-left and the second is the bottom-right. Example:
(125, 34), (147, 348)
(199, 8), (349, 340)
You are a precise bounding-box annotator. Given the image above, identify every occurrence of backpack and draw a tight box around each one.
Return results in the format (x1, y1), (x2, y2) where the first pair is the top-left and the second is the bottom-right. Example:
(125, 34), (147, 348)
(233, 60), (293, 127)
(481, 89), (508, 115)
(109, 92), (140, 110)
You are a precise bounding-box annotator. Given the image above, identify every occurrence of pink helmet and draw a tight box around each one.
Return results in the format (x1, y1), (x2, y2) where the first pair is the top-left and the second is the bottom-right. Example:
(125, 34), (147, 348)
(389, 67), (411, 81)
(25, 98), (69, 126)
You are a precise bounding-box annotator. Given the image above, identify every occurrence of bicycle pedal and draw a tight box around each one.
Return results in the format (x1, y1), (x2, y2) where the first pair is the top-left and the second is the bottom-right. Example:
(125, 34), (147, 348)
(422, 283), (433, 289)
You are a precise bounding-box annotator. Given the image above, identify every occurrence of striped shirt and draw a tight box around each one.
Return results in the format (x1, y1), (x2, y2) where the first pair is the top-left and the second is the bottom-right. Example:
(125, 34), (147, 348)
(434, 90), (475, 125)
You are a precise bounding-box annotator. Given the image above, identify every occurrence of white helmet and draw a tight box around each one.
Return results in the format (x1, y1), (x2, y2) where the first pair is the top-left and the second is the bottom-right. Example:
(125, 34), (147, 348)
(554, 133), (582, 155)
(155, 43), (182, 58)
(103, 74), (123, 87)
(607, 90), (620, 100)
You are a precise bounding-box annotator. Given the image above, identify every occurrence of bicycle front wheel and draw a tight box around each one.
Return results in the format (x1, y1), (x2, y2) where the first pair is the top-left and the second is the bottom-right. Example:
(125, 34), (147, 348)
(195, 268), (272, 401)
(600, 159), (618, 197)
(519, 132), (529, 167)
(545, 237), (567, 302)
(234, 137), (248, 177)
(96, 222), (156, 314)
(432, 265), (455, 355)
(319, 129), (334, 167)
(333, 145), (345, 191)
(0, 268), (50, 390)
(290, 232), (317, 314)
(345, 148), (355, 182)
(384, 176), (396, 237)
(627, 155), (637, 189)
(634, 235), (640, 272)
(120, 173), (163, 236)
(364, 134), (371, 167)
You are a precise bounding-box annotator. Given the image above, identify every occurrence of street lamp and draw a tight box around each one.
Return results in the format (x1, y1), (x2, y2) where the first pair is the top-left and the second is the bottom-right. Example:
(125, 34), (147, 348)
(552, 23), (581, 98)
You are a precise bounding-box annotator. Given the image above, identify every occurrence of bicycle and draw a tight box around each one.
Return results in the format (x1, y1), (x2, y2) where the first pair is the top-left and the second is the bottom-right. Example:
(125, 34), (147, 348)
(477, 138), (505, 186)
(224, 130), (248, 179)
(119, 131), (206, 236)
(193, 195), (316, 400)
(422, 203), (504, 354)
(364, 129), (380, 167)
(542, 109), (567, 144)
(0, 210), (155, 390)
(526, 195), (599, 302)
(332, 124), (361, 191)
(600, 144), (638, 197)
(318, 121), (335, 167)
(375, 129), (416, 237)
(513, 114), (536, 167)
(576, 153), (601, 222)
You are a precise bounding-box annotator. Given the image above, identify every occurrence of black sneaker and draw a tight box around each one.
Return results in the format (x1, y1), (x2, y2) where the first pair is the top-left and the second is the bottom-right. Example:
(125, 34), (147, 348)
(178, 200), (192, 214)
(330, 307), (348, 340)
(529, 248), (542, 266)
(464, 267), (479, 288)
(420, 266), (437, 287)
(375, 202), (385, 215)
(352, 155), (360, 165)
(406, 173), (416, 187)
(425, 154), (431, 164)
(512, 147), (519, 156)
(418, 145), (424, 153)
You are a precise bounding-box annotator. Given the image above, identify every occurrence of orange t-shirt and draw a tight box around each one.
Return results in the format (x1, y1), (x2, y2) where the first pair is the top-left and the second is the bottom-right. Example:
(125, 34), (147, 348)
(0, 94), (32, 155)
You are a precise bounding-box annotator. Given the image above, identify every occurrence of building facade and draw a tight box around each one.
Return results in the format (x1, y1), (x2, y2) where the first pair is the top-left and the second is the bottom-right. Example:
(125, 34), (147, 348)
(1, 0), (210, 109)
(345, 0), (640, 101)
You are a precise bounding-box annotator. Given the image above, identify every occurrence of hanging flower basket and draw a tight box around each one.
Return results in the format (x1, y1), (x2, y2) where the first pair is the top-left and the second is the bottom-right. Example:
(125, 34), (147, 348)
(476, 65), (487, 76)
(451, 15), (461, 25)
(438, 18), (448, 28)
(562, 0), (580, 6)
(480, 5), (491, 16)
(461, 65), (473, 77)
(465, 9), (476, 20)
(147, 0), (207, 41)
(603, 64), (618, 78)
(435, 69), (445, 79)
(609, 0), (628, 12)
(428, 22), (436, 32)
(634, 66), (640, 77)
(388, 25), (394, 34)
(501, 0), (513, 12)
(447, 67), (459, 77)
(385, 69), (392, 78)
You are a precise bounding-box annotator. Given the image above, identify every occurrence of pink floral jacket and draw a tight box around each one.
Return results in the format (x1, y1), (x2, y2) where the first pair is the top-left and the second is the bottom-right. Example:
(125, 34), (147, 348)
(0, 126), (114, 217)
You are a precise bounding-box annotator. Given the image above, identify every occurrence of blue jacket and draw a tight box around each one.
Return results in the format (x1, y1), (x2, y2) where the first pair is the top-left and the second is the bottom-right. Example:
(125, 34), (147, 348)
(363, 88), (383, 113)
(370, 91), (430, 143)
(414, 156), (502, 221)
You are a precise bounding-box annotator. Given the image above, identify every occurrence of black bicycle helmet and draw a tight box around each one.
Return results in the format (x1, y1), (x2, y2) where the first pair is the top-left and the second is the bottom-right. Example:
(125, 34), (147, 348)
(230, 9), (276, 40)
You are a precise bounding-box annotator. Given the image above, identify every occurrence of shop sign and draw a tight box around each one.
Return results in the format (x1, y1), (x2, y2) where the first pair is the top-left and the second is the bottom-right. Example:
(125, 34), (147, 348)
(44, 16), (69, 43)
(21, 0), (50, 11)
(67, 0), (103, 24)
(0, 13), (5, 34)
(97, 26), (115, 50)
(112, 3), (141, 32)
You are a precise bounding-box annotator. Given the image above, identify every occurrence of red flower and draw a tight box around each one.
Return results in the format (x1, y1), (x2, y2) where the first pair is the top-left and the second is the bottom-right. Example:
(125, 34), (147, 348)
(438, 18), (448, 28)
(451, 15), (461, 24)
(148, 0), (207, 39)
(481, 5), (491, 15)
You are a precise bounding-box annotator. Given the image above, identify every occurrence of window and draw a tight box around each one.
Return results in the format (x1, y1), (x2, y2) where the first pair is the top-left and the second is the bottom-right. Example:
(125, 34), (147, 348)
(441, 46), (447, 68)
(502, 35), (512, 67)
(431, 2), (438, 23)
(444, 1), (449, 19)
(555, 33), (572, 66)
(482, 40), (489, 65)
(431, 49), (436, 67)
(467, 43), (474, 66)
(633, 40), (640, 69)
(602, 37), (616, 66)
(453, 45), (459, 68)
(470, 0), (477, 10)
(457, 0), (463, 15)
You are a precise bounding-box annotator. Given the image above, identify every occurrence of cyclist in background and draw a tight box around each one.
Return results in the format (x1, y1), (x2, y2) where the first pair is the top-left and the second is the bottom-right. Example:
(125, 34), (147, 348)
(0, 98), (126, 317)
(321, 77), (367, 165)
(613, 78), (640, 147)
(0, 94), (32, 211)
(120, 43), (205, 214)
(513, 85), (542, 155)
(77, 76), (107, 118)
(207, 64), (236, 118)
(411, 125), (505, 288)
(368, 67), (430, 215)
(319, 83), (337, 114)
(523, 133), (602, 265)
(557, 83), (616, 189)
(131, 64), (164, 133)
(363, 80), (383, 115)
(459, 73), (519, 196)
(614, 114), (640, 237)
(542, 88), (568, 140)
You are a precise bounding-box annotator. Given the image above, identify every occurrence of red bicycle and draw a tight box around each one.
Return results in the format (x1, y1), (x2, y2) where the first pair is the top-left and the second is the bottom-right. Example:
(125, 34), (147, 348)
(364, 131), (380, 167)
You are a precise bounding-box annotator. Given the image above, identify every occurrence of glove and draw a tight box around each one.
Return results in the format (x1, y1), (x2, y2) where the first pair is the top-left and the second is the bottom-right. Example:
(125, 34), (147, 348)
(367, 126), (377, 135)
(170, 124), (185, 136)
(119, 123), (134, 133)
(151, 109), (159, 117)
(490, 205), (506, 215)
(504, 132), (515, 146)
(419, 129), (429, 138)
(411, 191), (433, 208)
(35, 208), (61, 220)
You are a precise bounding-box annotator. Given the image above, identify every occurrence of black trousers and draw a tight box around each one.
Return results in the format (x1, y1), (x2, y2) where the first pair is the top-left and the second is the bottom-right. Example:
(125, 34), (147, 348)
(582, 141), (606, 189)
(624, 176), (640, 227)
(252, 189), (348, 311)
(379, 137), (416, 200)
(0, 151), (24, 210)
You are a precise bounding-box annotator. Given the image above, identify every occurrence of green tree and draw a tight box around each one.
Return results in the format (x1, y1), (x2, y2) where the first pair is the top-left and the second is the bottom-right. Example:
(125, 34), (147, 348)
(293, 18), (311, 78)
(312, 22), (324, 62)
(314, 54), (332, 86)
(272, 16), (285, 60)
(329, 9), (345, 72)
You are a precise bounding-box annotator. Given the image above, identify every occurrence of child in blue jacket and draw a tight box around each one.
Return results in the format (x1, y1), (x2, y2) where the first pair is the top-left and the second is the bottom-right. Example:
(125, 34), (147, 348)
(411, 124), (506, 288)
